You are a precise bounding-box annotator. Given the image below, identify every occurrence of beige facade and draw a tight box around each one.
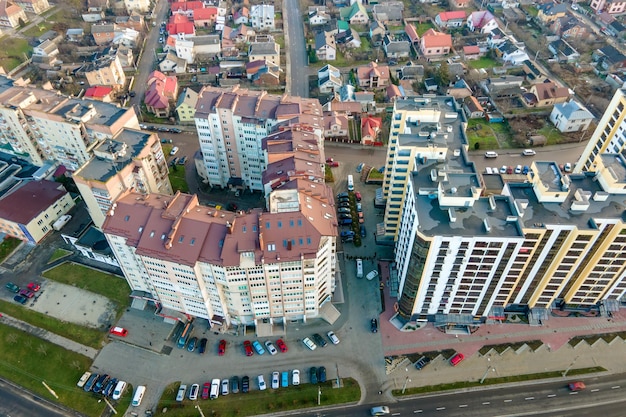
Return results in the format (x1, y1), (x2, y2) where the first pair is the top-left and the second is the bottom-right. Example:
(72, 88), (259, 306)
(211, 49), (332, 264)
(15, 0), (49, 14)
(84, 55), (126, 90)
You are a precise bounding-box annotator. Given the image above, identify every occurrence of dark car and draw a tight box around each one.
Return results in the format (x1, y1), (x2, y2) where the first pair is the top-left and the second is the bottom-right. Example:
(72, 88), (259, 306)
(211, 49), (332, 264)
(129, 91), (136, 97)
(160, 138), (173, 144)
(187, 337), (198, 352)
(13, 295), (27, 304)
(312, 333), (327, 348)
(84, 373), (99, 392)
(339, 213), (352, 220)
(309, 367), (318, 384)
(170, 128), (182, 134)
(218, 339), (226, 356)
(243, 340), (254, 356)
(370, 318), (378, 333)
(5, 282), (19, 293)
(360, 225), (367, 237)
(104, 378), (118, 397)
(93, 374), (109, 394)
(157, 127), (170, 132)
(414, 356), (431, 370)
(337, 192), (349, 199)
(178, 156), (187, 165)
(241, 375), (250, 393)
(198, 338), (208, 354)
(355, 191), (362, 201)
(318, 366), (327, 383)
(231, 376), (240, 394)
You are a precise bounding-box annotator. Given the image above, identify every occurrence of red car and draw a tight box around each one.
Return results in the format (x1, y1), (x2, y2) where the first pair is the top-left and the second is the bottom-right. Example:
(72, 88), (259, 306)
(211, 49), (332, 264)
(276, 338), (288, 353)
(201, 382), (210, 399)
(355, 191), (362, 201)
(568, 381), (586, 391)
(218, 339), (226, 356)
(27, 282), (41, 292)
(19, 289), (35, 298)
(328, 161), (339, 167)
(450, 353), (465, 366)
(506, 166), (514, 175)
(109, 327), (128, 337)
(243, 340), (254, 356)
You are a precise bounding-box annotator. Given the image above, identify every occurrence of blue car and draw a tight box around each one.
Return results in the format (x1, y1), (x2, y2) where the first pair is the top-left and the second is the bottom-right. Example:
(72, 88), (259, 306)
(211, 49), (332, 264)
(187, 337), (198, 352)
(522, 165), (530, 175)
(252, 340), (266, 355)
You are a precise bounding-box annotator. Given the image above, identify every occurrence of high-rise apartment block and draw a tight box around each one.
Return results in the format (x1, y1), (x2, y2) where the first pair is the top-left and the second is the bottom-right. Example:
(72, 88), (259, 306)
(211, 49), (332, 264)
(0, 76), (139, 169)
(73, 129), (173, 228)
(386, 96), (626, 332)
(194, 86), (323, 191)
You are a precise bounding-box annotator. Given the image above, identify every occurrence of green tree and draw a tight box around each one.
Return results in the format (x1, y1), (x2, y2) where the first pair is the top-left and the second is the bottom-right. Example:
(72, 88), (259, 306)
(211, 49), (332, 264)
(435, 61), (450, 87)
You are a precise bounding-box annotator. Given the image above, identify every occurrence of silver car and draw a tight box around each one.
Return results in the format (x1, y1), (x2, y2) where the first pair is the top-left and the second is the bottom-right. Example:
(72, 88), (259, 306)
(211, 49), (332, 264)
(327, 331), (340, 345)
(302, 337), (317, 351)
(264, 340), (278, 355)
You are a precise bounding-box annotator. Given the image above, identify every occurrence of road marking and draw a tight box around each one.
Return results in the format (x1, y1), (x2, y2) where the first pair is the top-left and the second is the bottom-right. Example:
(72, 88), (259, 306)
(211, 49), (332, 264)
(569, 392), (578, 395)
(525, 397), (535, 400)
(591, 389), (600, 392)
(504, 399), (512, 403)
(436, 407), (446, 411)
(392, 413), (401, 416)
(612, 386), (621, 389)
(459, 404), (468, 408)
(413, 411), (422, 414)
(482, 402), (491, 405)
(547, 394), (557, 398)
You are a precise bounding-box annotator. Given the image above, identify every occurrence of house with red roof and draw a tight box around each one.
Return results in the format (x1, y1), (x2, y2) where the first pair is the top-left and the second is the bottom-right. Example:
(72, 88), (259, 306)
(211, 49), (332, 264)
(453, 0), (471, 8)
(420, 29), (452, 59)
(435, 11), (467, 28)
(194, 6), (217, 28)
(171, 0), (203, 18)
(0, 0), (28, 28)
(167, 14), (195, 36)
(404, 23), (419, 47)
(356, 62), (390, 89)
(145, 71), (179, 118)
(463, 45), (482, 60)
(361, 115), (382, 145)
(84, 86), (114, 102)
(467, 11), (499, 34)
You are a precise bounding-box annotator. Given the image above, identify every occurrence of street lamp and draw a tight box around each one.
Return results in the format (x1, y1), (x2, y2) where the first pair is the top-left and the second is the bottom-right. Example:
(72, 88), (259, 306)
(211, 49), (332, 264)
(401, 376), (411, 394)
(317, 386), (321, 405)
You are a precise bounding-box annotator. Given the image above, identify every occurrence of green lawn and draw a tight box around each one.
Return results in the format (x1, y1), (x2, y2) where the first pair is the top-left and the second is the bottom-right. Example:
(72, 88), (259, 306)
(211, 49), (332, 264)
(0, 299), (105, 348)
(0, 323), (107, 416)
(156, 378), (360, 416)
(169, 165), (190, 193)
(414, 22), (435, 36)
(48, 248), (73, 263)
(0, 37), (31, 72)
(468, 57), (501, 70)
(537, 125), (564, 145)
(43, 263), (130, 309)
(0, 236), (21, 262)
(466, 119), (500, 150)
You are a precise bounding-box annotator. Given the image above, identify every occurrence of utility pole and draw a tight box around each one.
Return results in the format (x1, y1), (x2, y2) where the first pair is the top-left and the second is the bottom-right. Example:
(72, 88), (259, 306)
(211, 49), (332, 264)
(98, 397), (118, 414)
(563, 356), (580, 377)
(195, 405), (207, 417)
(401, 376), (411, 394)
(317, 386), (321, 405)
(42, 381), (58, 399)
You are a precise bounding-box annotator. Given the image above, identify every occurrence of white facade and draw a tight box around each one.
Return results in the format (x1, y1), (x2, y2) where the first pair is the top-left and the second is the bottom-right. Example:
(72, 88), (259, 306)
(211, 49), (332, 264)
(250, 4), (275, 30)
(123, 0), (150, 13)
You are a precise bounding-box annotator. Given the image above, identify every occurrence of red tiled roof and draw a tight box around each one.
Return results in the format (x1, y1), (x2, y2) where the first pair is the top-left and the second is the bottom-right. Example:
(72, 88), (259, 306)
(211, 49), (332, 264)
(85, 86), (113, 98)
(463, 45), (480, 54)
(361, 116), (381, 138)
(421, 29), (452, 48)
(145, 71), (178, 109)
(405, 23), (419, 42)
(438, 11), (467, 21)
(194, 7), (217, 20)
(170, 1), (203, 12)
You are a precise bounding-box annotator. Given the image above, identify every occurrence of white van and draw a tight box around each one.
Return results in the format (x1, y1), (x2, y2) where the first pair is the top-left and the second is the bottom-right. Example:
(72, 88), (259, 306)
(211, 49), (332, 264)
(176, 384), (187, 402)
(347, 174), (354, 191)
(112, 380), (127, 400)
(210, 378), (220, 399)
(356, 258), (363, 279)
(522, 149), (536, 156)
(484, 151), (498, 158)
(131, 385), (146, 407)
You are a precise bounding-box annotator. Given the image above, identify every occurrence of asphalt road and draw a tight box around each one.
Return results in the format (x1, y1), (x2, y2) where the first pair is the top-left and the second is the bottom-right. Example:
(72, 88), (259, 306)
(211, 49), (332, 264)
(283, 0), (309, 97)
(0, 379), (71, 417)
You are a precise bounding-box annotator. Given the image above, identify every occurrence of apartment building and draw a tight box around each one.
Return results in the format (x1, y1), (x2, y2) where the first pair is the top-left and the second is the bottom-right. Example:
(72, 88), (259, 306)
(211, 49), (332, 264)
(250, 4), (274, 31)
(575, 87), (626, 173)
(103, 182), (337, 326)
(388, 95), (626, 332)
(193, 86), (323, 191)
(84, 53), (126, 90)
(73, 129), (173, 228)
(0, 77), (140, 169)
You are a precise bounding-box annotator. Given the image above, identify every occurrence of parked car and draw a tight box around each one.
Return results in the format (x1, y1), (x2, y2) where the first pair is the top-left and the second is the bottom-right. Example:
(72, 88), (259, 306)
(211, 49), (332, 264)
(318, 366), (327, 383)
(19, 289), (34, 298)
(170, 128), (182, 134)
(13, 295), (27, 304)
(506, 166), (514, 175)
(515, 165), (522, 174)
(358, 212), (364, 224)
(241, 375), (250, 393)
(312, 333), (327, 347)
(328, 161), (339, 167)
(104, 378), (117, 397)
(221, 379), (229, 395)
(302, 337), (317, 350)
(178, 156), (187, 165)
(355, 191), (362, 201)
(414, 356), (431, 370)
(160, 138), (173, 144)
(327, 331), (340, 345)
(5, 282), (19, 293)
(271, 371), (279, 389)
(337, 192), (349, 199)
(339, 213), (352, 220)
(230, 376), (240, 394)
(189, 383), (199, 400)
(243, 340), (254, 356)
(360, 225), (366, 237)
(370, 318), (378, 333)
(357, 202), (363, 212)
(218, 339), (226, 356)
(564, 162), (572, 172)
(257, 374), (267, 391)
(450, 353), (465, 366)
(499, 165), (507, 174)
(252, 340), (266, 355)
(176, 384), (187, 402)
(338, 207), (351, 214)
(77, 371), (92, 388)
(292, 369), (300, 385)
(522, 165), (530, 175)
(309, 367), (318, 384)
(201, 382), (210, 399)
(112, 380), (127, 400)
(522, 149), (536, 156)
(93, 374), (109, 394)
(356, 163), (364, 173)
(366, 270), (379, 281)
(27, 282), (40, 292)
(109, 327), (128, 337)
(187, 337), (198, 352)
(276, 338), (288, 353)
(340, 230), (354, 237)
(84, 374), (99, 392)
(264, 340), (278, 355)
(170, 146), (179, 156)
(199, 338), (208, 354)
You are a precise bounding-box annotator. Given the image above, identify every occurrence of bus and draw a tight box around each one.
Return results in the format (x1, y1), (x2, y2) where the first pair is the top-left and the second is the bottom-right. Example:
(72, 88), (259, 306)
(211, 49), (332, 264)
(347, 175), (354, 191)
(177, 321), (194, 349)
(131, 385), (146, 407)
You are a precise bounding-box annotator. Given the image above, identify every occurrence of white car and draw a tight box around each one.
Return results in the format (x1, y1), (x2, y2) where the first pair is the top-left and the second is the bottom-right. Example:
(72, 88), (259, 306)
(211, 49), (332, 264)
(189, 383), (199, 400)
(112, 380), (127, 400)
(264, 340), (278, 355)
(366, 270), (379, 281)
(257, 374), (267, 391)
(170, 146), (179, 156)
(571, 3), (579, 10)
(514, 165), (522, 174)
(302, 337), (317, 351)
(327, 331), (340, 345)
(371, 405), (390, 415)
(500, 165), (507, 174)
(221, 379), (229, 395)
(271, 371), (279, 389)
(292, 369), (300, 385)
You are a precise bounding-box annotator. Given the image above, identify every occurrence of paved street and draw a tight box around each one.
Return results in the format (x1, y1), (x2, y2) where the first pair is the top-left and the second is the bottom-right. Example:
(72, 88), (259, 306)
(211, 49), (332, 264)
(283, 0), (308, 97)
(0, 378), (74, 417)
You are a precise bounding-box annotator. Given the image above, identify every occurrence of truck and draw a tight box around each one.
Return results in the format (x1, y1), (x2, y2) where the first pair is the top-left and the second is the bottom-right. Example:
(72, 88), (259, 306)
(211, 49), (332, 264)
(356, 258), (363, 279)
(53, 215), (72, 231)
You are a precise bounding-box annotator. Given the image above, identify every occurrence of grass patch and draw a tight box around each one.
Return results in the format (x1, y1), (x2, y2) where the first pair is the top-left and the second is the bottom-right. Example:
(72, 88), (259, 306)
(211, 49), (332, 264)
(0, 323), (106, 416)
(0, 37), (31, 72)
(325, 165), (334, 183)
(368, 168), (384, 180)
(156, 378), (360, 416)
(0, 236), (22, 262)
(414, 22), (435, 36)
(169, 165), (190, 193)
(468, 57), (501, 70)
(0, 299), (105, 348)
(537, 125), (564, 146)
(394, 367), (606, 396)
(466, 119), (500, 150)
(569, 332), (626, 347)
(43, 262), (130, 309)
(49, 248), (73, 263)
(23, 22), (53, 37)
(479, 340), (543, 356)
